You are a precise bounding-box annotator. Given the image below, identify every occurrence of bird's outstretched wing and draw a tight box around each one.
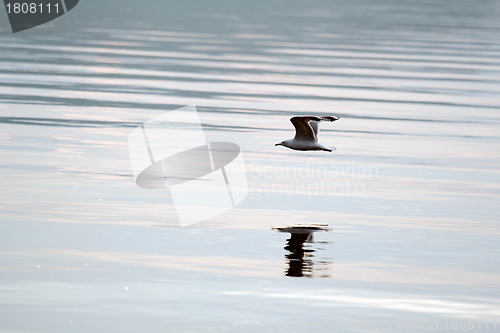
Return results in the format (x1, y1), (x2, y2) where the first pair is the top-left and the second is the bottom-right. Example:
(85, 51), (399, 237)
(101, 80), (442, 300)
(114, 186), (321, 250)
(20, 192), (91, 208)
(309, 116), (339, 138)
(290, 116), (320, 141)
(291, 116), (339, 141)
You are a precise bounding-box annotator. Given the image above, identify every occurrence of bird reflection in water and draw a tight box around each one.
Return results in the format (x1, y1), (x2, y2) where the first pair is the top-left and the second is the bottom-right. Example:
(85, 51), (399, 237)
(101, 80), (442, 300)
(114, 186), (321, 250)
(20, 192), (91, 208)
(273, 225), (332, 278)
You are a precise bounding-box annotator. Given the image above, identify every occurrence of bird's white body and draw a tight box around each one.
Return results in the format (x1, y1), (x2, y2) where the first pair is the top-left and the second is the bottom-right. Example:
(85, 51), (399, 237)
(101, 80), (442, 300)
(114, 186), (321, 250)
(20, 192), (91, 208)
(279, 138), (334, 152)
(275, 115), (339, 152)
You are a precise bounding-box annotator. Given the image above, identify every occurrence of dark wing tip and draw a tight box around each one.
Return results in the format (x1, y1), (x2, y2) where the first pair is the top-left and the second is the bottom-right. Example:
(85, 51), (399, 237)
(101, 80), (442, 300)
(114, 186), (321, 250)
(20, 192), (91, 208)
(321, 116), (340, 122)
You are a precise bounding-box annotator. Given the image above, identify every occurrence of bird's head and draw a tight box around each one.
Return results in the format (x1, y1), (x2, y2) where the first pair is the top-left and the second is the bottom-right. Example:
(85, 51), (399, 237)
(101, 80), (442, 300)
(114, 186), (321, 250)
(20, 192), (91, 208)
(275, 140), (288, 148)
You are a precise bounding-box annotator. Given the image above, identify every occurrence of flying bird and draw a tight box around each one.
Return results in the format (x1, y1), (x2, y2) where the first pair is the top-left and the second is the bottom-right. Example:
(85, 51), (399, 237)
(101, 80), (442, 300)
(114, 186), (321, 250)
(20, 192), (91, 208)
(275, 116), (339, 152)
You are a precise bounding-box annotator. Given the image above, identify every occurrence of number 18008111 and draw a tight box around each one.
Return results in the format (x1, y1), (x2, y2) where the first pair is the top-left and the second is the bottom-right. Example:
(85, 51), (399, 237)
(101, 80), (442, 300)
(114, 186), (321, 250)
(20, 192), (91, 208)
(5, 2), (60, 14)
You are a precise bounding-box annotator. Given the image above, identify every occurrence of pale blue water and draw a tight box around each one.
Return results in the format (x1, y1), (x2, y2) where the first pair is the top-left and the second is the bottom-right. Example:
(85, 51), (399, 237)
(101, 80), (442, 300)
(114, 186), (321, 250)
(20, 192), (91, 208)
(1, 0), (500, 332)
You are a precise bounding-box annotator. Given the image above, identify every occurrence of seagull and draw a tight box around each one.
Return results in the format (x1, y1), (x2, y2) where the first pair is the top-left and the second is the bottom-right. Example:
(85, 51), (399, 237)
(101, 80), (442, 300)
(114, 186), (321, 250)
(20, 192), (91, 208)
(275, 116), (340, 152)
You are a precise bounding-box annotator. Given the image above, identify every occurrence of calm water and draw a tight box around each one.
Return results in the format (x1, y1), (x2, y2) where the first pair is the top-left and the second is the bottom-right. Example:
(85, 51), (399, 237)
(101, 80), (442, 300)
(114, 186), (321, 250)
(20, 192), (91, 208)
(1, 0), (500, 332)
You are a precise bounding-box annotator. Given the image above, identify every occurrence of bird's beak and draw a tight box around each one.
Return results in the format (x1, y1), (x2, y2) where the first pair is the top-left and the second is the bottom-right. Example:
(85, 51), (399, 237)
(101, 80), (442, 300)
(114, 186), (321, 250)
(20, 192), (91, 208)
(275, 143), (281, 146)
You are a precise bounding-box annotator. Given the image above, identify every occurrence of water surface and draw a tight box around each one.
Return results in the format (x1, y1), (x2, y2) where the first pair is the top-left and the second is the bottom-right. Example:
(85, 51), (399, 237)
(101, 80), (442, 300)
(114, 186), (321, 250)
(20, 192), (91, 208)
(1, 0), (500, 332)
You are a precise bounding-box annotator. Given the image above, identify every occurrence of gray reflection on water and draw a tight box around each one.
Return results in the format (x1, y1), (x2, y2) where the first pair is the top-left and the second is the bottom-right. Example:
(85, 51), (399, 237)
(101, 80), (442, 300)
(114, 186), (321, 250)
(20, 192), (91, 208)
(274, 225), (332, 278)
